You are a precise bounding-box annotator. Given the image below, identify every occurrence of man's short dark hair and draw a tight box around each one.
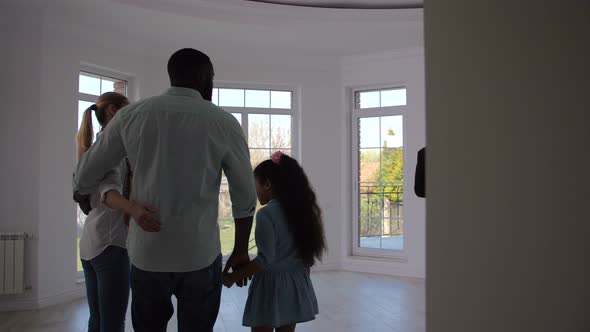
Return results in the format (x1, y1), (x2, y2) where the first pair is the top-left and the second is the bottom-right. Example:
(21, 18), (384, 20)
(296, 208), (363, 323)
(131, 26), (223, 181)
(167, 48), (213, 87)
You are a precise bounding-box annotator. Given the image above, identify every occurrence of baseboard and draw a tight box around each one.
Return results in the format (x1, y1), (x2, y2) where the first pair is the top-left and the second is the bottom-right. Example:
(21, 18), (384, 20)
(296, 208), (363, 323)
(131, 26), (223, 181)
(311, 260), (340, 272)
(0, 286), (86, 312)
(341, 256), (425, 279)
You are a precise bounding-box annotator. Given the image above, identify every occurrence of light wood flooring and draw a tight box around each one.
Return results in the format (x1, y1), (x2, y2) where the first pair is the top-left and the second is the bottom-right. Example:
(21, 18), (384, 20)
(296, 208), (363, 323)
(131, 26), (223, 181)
(0, 271), (425, 332)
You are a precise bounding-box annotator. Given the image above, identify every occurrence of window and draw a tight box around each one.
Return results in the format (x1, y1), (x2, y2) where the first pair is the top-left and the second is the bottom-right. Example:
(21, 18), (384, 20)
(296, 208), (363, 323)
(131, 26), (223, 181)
(76, 70), (128, 274)
(352, 86), (407, 257)
(212, 87), (297, 256)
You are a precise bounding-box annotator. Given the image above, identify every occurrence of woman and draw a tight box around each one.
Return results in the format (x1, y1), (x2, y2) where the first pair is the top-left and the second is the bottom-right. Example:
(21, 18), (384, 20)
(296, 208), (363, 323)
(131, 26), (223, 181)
(76, 92), (157, 332)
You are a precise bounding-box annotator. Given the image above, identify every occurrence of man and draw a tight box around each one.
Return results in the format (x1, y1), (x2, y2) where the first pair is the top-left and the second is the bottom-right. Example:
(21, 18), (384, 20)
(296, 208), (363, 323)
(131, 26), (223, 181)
(73, 48), (257, 331)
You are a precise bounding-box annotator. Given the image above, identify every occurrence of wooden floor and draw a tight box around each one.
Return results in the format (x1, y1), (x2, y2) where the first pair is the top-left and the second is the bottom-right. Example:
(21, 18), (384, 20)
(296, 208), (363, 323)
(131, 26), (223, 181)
(0, 271), (425, 332)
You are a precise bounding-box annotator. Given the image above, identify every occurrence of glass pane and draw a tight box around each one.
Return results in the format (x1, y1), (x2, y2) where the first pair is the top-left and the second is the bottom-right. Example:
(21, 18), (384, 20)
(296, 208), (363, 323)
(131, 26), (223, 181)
(375, 210), (404, 249)
(250, 148), (270, 169)
(380, 219), (404, 251)
(245, 90), (270, 108)
(359, 117), (380, 148)
(359, 148), (381, 219)
(279, 149), (292, 159)
(271, 114), (291, 149)
(231, 112), (242, 126)
(358, 115), (405, 251)
(218, 183), (232, 221)
(249, 220), (257, 254)
(101, 77), (116, 93)
(219, 220), (257, 256)
(359, 217), (382, 249)
(381, 116), (403, 148)
(380, 146), (403, 212)
(78, 100), (101, 143)
(360, 148), (380, 183)
(380, 116), (404, 210)
(79, 72), (101, 96)
(358, 90), (379, 109)
(248, 114), (270, 148)
(359, 193), (381, 219)
(76, 207), (86, 272)
(219, 88), (244, 107)
(270, 91), (292, 109)
(381, 88), (407, 107)
(212, 88), (219, 105)
(219, 220), (235, 256)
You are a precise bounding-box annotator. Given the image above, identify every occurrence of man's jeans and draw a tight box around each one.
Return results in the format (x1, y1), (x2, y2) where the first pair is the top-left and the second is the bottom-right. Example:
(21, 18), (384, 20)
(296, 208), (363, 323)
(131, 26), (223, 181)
(130, 255), (223, 332)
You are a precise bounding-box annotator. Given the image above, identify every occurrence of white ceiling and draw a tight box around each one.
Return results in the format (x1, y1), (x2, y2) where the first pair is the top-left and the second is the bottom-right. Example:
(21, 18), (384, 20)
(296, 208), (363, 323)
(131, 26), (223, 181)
(40, 0), (424, 58)
(245, 0), (422, 9)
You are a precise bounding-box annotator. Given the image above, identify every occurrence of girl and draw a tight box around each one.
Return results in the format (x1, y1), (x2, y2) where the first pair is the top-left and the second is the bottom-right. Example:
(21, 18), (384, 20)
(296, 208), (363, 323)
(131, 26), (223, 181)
(76, 92), (159, 332)
(223, 151), (327, 332)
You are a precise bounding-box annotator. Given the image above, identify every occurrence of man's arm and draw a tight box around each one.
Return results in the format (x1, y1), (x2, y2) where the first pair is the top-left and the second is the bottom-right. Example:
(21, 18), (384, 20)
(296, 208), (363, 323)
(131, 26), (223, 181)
(221, 118), (257, 284)
(223, 210), (274, 288)
(73, 111), (127, 195)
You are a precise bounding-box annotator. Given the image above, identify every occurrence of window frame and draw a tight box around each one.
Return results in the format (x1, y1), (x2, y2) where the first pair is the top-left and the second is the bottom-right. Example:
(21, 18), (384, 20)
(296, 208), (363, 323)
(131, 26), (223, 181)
(213, 82), (299, 257)
(351, 83), (409, 259)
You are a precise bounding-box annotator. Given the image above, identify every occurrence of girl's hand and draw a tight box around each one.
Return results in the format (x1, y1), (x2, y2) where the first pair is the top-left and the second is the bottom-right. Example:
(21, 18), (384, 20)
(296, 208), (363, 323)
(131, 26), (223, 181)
(128, 202), (161, 232)
(222, 272), (235, 288)
(224, 252), (251, 287)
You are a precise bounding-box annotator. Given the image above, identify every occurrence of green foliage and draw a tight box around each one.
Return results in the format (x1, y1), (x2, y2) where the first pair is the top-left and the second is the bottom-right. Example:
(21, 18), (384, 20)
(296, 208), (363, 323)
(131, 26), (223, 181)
(360, 150), (380, 163)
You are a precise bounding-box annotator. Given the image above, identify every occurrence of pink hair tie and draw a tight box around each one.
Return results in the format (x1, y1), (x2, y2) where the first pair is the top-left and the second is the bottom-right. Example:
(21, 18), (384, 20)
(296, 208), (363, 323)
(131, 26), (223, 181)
(271, 151), (283, 164)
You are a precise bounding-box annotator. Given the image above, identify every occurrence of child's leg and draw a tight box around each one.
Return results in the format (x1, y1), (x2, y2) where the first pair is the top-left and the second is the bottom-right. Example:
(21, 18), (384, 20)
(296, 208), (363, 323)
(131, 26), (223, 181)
(252, 327), (273, 332)
(276, 324), (296, 332)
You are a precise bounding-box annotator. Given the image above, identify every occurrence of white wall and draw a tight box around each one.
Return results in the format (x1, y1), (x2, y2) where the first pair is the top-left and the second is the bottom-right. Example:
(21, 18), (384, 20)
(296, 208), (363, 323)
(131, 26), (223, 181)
(425, 0), (590, 331)
(340, 49), (426, 278)
(0, 4), (42, 309)
(1, 3), (344, 310)
(35, 10), (168, 307)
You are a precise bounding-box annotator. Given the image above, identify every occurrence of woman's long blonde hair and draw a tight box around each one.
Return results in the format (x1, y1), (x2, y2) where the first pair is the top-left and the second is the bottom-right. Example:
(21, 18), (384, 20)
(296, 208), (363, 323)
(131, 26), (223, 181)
(76, 92), (129, 160)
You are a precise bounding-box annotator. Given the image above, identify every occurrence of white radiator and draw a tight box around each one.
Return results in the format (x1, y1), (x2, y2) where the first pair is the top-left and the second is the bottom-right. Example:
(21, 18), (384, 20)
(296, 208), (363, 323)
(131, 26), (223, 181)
(0, 233), (26, 295)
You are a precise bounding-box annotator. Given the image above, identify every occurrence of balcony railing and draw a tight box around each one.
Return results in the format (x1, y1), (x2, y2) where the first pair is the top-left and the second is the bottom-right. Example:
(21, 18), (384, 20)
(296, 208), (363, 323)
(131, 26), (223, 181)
(359, 181), (403, 239)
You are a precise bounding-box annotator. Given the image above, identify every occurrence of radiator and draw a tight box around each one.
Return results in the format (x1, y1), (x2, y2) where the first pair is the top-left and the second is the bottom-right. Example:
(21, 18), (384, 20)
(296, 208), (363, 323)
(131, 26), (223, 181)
(0, 233), (26, 295)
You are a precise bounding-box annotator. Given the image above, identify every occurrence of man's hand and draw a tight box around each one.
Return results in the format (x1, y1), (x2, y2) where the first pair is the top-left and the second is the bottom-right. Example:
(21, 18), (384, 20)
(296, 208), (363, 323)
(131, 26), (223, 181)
(223, 252), (251, 287)
(74, 192), (92, 215)
(128, 202), (161, 232)
(222, 272), (235, 288)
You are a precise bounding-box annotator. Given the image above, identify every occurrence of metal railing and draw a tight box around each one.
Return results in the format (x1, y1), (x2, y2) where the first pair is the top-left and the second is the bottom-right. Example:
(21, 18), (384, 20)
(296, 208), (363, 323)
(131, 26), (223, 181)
(359, 181), (403, 238)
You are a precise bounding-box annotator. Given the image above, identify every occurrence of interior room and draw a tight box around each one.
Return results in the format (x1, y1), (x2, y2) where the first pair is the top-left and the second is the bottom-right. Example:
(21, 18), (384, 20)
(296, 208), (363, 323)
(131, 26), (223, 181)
(0, 1), (425, 331)
(1, 0), (587, 332)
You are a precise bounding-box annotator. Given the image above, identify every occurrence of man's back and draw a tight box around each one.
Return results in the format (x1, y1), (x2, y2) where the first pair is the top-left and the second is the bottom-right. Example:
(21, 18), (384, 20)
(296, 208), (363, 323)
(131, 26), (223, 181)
(75, 87), (256, 272)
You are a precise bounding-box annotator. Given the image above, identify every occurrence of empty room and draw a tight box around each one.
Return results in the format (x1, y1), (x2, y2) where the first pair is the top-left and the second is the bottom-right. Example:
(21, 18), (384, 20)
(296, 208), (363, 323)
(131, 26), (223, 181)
(1, 1), (588, 332)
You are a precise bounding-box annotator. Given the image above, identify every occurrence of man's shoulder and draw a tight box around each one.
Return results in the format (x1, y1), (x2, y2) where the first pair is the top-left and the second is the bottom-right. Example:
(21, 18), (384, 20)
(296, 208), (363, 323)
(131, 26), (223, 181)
(209, 107), (243, 134)
(121, 95), (160, 114)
